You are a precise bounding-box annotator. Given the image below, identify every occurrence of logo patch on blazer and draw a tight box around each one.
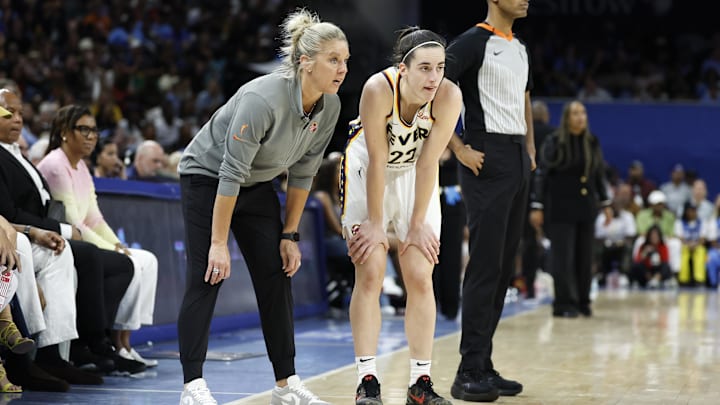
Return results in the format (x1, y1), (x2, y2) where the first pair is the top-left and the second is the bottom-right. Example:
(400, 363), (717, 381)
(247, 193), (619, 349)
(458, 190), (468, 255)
(309, 122), (318, 133)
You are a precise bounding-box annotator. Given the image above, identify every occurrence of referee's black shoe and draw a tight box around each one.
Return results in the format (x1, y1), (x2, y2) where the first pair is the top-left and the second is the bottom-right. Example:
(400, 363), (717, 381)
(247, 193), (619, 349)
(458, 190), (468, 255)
(486, 369), (523, 396)
(451, 368), (499, 402)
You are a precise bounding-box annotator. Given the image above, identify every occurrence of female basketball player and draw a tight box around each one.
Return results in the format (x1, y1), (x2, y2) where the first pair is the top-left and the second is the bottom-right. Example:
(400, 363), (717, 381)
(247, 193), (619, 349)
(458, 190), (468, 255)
(341, 27), (463, 405)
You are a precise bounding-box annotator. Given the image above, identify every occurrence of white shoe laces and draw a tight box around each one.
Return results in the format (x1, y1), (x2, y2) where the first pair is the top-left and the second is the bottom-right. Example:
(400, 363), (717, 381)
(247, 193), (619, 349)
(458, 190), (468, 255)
(289, 381), (319, 400)
(188, 384), (216, 404)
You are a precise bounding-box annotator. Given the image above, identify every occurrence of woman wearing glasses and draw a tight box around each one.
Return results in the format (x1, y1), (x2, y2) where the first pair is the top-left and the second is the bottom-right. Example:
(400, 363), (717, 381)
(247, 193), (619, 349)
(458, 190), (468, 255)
(37, 105), (159, 368)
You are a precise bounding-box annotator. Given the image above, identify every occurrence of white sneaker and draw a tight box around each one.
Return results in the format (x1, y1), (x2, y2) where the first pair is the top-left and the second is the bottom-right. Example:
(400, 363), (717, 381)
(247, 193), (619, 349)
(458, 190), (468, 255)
(271, 375), (330, 405)
(129, 347), (159, 367)
(504, 286), (520, 305)
(180, 378), (217, 405)
(117, 347), (134, 360)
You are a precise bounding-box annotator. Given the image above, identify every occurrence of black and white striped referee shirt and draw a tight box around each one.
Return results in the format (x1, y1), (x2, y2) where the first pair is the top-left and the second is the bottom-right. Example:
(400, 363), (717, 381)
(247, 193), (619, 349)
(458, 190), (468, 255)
(446, 23), (533, 137)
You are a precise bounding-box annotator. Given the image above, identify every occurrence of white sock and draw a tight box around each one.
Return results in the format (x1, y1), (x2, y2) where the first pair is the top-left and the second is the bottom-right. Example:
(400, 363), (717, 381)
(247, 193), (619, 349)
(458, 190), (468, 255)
(356, 356), (378, 385)
(410, 359), (431, 386)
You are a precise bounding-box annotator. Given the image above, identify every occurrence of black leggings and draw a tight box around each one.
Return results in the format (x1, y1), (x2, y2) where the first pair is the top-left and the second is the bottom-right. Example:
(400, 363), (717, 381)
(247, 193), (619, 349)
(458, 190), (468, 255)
(433, 196), (465, 319)
(177, 175), (295, 383)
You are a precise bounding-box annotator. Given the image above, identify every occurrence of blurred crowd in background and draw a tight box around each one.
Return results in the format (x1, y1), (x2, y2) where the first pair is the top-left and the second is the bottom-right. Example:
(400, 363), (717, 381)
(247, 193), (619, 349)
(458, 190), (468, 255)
(2, 1), (718, 175)
(1, 0), (295, 163)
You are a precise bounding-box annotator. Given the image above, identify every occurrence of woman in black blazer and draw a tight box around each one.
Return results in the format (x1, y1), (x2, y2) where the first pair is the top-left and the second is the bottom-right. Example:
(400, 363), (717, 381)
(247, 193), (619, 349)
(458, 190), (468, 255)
(0, 89), (145, 380)
(530, 100), (611, 317)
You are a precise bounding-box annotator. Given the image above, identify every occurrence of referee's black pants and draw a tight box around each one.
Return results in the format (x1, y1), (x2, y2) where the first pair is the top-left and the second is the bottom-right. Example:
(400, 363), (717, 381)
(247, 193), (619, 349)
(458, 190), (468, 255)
(433, 194), (465, 320)
(178, 175), (295, 383)
(458, 134), (530, 372)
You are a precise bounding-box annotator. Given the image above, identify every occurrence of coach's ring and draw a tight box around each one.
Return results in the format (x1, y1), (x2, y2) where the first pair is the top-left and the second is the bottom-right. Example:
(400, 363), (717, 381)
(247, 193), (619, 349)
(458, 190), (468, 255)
(212, 268), (220, 274)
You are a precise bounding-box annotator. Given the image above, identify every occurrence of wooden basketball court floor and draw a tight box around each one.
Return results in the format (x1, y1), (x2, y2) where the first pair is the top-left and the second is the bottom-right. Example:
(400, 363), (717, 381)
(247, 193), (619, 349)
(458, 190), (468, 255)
(230, 289), (720, 405)
(10, 288), (719, 404)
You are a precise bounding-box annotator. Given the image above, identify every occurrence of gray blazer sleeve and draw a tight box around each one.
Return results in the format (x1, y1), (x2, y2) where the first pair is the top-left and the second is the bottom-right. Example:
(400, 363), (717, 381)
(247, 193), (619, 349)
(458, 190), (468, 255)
(218, 92), (273, 196)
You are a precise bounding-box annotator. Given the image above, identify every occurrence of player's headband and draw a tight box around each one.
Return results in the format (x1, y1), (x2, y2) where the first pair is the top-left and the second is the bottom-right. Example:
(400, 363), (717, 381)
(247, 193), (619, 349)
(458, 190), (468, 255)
(400, 41), (444, 64)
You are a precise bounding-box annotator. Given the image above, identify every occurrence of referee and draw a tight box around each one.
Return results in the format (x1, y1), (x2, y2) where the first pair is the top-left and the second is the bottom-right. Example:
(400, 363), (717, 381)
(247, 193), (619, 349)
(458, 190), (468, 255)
(445, 0), (534, 402)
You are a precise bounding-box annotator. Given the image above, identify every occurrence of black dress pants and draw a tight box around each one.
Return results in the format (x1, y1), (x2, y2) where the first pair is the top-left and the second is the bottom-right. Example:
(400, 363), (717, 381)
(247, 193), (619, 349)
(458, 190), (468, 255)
(547, 221), (594, 313)
(68, 240), (133, 346)
(458, 134), (530, 372)
(178, 175), (295, 383)
(433, 195), (465, 319)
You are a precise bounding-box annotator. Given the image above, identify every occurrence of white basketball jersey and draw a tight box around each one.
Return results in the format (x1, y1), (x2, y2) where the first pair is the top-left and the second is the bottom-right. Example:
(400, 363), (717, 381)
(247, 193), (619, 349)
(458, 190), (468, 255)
(340, 67), (441, 241)
(347, 67), (435, 171)
(384, 66), (434, 170)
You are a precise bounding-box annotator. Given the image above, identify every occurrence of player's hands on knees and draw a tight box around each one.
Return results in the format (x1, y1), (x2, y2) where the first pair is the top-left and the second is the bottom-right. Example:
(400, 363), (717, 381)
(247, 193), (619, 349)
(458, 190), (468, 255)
(400, 223), (440, 264)
(347, 221), (389, 265)
(280, 240), (302, 277)
(205, 242), (231, 285)
(456, 144), (485, 176)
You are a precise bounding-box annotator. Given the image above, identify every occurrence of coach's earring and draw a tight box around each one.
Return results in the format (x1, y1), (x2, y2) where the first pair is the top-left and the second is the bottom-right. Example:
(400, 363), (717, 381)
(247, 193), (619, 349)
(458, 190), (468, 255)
(308, 69), (312, 73)
(62, 136), (67, 142)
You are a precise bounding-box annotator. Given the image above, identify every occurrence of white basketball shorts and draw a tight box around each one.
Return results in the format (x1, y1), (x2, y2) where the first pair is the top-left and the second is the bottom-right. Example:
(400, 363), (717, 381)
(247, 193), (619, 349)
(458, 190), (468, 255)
(340, 132), (441, 242)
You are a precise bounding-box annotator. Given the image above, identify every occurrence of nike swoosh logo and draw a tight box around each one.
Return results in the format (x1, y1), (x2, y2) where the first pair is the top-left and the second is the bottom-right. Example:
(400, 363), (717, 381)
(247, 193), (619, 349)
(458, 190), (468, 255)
(416, 362), (430, 366)
(359, 357), (374, 363)
(409, 393), (425, 404)
(493, 50), (503, 56)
